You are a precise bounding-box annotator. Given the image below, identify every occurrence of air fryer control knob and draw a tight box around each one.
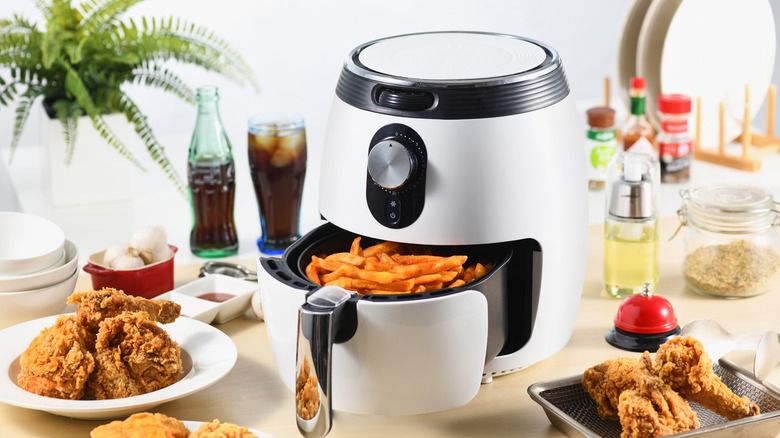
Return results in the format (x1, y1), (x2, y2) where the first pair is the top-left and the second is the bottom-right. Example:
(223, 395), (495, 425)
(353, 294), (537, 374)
(367, 140), (416, 190)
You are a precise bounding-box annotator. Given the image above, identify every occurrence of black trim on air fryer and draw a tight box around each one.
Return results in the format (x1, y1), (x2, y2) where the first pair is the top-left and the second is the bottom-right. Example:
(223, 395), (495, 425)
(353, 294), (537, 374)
(335, 31), (571, 119)
(366, 124), (427, 228)
(499, 241), (541, 356)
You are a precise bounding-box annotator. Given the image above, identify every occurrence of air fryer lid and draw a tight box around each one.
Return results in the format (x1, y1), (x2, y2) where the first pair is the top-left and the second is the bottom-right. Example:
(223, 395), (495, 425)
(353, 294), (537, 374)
(337, 31), (570, 119)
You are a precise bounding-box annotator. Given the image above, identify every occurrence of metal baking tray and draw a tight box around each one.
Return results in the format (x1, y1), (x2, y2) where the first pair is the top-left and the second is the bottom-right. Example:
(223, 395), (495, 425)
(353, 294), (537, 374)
(528, 359), (780, 437)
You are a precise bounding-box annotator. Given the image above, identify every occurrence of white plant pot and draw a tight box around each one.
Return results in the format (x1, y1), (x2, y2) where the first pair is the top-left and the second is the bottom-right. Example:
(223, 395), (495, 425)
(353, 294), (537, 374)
(42, 110), (136, 206)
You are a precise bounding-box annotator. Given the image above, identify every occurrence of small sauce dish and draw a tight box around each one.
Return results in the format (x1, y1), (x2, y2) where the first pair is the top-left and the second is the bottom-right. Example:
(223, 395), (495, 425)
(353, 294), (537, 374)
(155, 274), (258, 324)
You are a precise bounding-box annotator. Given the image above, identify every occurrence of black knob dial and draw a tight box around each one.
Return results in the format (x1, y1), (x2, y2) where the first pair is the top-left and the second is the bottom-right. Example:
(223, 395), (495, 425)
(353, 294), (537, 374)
(367, 140), (415, 190)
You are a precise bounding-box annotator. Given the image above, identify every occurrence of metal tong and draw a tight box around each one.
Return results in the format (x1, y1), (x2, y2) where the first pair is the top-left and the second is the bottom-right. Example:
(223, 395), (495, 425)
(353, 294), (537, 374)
(199, 261), (257, 282)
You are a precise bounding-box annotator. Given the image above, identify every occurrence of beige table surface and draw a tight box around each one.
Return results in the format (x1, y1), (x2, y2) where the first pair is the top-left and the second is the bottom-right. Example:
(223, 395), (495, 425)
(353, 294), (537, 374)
(2, 217), (779, 437)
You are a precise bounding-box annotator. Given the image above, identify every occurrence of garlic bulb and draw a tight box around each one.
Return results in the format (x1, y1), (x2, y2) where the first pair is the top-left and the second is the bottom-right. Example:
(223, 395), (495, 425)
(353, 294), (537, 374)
(131, 226), (170, 264)
(103, 243), (145, 269)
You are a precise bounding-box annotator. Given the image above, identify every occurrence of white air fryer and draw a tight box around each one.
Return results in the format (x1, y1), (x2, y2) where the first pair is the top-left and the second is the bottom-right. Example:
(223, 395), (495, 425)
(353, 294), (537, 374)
(258, 31), (587, 437)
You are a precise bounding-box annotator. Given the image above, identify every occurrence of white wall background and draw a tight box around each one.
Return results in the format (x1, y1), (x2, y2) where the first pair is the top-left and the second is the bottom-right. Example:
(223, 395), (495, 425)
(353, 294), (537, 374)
(1, 0), (779, 229)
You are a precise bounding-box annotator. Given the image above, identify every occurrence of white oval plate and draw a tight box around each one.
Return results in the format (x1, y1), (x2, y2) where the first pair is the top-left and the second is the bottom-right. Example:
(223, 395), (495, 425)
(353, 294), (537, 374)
(637, 0), (775, 145)
(183, 421), (273, 438)
(616, 0), (654, 110)
(660, 0), (775, 147)
(0, 315), (237, 420)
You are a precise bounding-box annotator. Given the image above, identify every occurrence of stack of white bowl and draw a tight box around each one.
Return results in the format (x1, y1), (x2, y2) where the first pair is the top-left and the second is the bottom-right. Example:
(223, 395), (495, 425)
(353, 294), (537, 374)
(0, 212), (79, 329)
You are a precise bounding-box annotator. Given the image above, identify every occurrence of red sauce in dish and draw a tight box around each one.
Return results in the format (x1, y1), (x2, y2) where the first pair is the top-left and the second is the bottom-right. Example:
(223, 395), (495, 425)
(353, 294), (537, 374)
(197, 292), (235, 303)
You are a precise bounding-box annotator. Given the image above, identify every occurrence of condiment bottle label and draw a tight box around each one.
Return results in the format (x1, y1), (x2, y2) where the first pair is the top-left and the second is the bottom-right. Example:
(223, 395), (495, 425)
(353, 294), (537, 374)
(659, 140), (692, 173)
(661, 119), (688, 134)
(587, 129), (617, 170)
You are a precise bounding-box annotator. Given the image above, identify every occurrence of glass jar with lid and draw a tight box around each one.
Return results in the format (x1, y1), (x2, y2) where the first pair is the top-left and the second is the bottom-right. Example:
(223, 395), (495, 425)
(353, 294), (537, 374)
(677, 185), (780, 298)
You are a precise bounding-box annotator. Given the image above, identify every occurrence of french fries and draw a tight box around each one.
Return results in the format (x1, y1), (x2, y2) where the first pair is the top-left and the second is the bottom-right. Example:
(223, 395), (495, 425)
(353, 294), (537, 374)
(305, 237), (492, 295)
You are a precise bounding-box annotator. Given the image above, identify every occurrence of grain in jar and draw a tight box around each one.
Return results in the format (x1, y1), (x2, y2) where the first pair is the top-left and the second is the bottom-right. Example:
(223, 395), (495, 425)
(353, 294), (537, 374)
(677, 185), (780, 298)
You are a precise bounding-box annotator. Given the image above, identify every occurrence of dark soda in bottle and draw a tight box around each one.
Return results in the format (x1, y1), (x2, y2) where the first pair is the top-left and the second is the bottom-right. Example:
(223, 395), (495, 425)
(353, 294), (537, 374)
(188, 86), (238, 258)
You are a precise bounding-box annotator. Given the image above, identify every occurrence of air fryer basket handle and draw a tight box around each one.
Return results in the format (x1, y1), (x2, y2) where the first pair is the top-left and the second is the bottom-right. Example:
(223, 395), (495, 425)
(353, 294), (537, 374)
(295, 286), (352, 438)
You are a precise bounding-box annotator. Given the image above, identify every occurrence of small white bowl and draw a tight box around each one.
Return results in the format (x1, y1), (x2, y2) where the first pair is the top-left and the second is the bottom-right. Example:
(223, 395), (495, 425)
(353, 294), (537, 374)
(0, 240), (79, 293)
(0, 212), (65, 276)
(155, 274), (258, 324)
(0, 268), (79, 329)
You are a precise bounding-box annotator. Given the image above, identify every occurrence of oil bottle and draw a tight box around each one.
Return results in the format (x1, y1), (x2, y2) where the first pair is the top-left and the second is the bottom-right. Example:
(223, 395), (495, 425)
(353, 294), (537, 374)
(603, 152), (659, 298)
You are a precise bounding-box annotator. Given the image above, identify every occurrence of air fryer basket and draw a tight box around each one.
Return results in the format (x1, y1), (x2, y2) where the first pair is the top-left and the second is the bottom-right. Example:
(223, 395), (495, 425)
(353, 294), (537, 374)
(269, 221), (513, 363)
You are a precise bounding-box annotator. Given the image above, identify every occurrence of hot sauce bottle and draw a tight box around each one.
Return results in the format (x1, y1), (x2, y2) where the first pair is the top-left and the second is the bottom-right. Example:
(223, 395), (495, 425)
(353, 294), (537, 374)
(622, 77), (656, 152)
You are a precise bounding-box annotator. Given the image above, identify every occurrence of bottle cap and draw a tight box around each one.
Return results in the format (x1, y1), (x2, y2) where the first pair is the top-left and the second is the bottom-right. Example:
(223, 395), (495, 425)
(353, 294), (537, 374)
(630, 77), (646, 89)
(586, 107), (616, 128)
(608, 153), (654, 219)
(658, 94), (691, 114)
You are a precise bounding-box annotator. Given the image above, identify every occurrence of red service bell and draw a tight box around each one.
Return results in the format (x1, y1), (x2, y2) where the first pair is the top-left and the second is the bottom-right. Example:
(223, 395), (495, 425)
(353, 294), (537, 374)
(605, 283), (681, 352)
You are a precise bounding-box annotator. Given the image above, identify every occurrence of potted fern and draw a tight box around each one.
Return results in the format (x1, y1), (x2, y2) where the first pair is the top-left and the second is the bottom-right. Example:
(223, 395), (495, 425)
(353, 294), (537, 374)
(0, 0), (258, 203)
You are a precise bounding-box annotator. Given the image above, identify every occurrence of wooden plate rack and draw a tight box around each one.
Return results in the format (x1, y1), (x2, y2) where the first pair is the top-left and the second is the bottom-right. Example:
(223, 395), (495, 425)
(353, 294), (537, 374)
(693, 84), (779, 172)
(601, 77), (779, 172)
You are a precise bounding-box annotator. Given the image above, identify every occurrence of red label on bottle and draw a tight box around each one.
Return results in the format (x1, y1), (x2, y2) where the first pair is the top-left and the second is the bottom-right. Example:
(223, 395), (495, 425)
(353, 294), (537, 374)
(660, 120), (688, 134)
(659, 140), (691, 158)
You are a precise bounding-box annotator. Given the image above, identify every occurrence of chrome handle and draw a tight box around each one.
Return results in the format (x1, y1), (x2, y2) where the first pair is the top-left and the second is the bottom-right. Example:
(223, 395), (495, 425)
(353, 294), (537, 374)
(295, 286), (352, 438)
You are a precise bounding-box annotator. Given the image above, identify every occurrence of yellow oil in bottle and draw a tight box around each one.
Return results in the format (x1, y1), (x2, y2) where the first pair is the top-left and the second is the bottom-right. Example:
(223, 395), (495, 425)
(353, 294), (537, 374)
(604, 219), (658, 298)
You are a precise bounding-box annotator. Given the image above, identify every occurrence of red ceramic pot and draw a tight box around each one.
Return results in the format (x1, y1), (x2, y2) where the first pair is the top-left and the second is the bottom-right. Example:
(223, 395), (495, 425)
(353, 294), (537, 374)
(83, 245), (177, 299)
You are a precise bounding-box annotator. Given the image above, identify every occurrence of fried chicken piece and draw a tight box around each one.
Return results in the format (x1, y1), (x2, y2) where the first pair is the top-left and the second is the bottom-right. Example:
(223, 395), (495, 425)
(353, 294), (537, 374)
(582, 356), (699, 437)
(88, 311), (183, 399)
(651, 336), (760, 420)
(583, 357), (638, 420)
(17, 314), (95, 400)
(191, 419), (258, 438)
(67, 288), (181, 340)
(90, 412), (189, 438)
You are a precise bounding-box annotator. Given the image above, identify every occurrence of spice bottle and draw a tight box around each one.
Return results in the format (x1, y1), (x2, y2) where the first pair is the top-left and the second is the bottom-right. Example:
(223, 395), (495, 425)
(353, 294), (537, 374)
(621, 77), (655, 152)
(604, 152), (659, 298)
(586, 106), (617, 190)
(677, 185), (780, 298)
(657, 94), (692, 183)
(188, 85), (239, 258)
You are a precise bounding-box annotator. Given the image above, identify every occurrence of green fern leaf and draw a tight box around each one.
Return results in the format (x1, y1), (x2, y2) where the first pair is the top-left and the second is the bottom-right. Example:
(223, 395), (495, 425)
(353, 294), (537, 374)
(100, 88), (185, 194)
(63, 66), (98, 114)
(131, 62), (195, 104)
(51, 99), (81, 165)
(8, 87), (42, 163)
(89, 113), (145, 169)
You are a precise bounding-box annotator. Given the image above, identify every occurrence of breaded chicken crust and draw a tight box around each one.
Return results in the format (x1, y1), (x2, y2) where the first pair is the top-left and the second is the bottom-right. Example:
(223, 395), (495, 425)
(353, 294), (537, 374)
(90, 412), (189, 438)
(17, 314), (95, 400)
(88, 311), (182, 400)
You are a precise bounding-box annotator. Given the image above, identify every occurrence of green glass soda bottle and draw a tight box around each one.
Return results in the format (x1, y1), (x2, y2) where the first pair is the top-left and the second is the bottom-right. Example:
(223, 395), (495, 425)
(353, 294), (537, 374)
(188, 85), (238, 258)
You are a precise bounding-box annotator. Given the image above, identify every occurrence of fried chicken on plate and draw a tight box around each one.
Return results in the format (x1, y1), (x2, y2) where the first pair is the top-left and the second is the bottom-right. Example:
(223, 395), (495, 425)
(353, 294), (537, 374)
(90, 412), (189, 438)
(88, 311), (183, 400)
(67, 288), (181, 340)
(190, 419), (258, 438)
(17, 314), (95, 400)
(582, 356), (699, 437)
(651, 336), (760, 420)
(17, 289), (183, 401)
